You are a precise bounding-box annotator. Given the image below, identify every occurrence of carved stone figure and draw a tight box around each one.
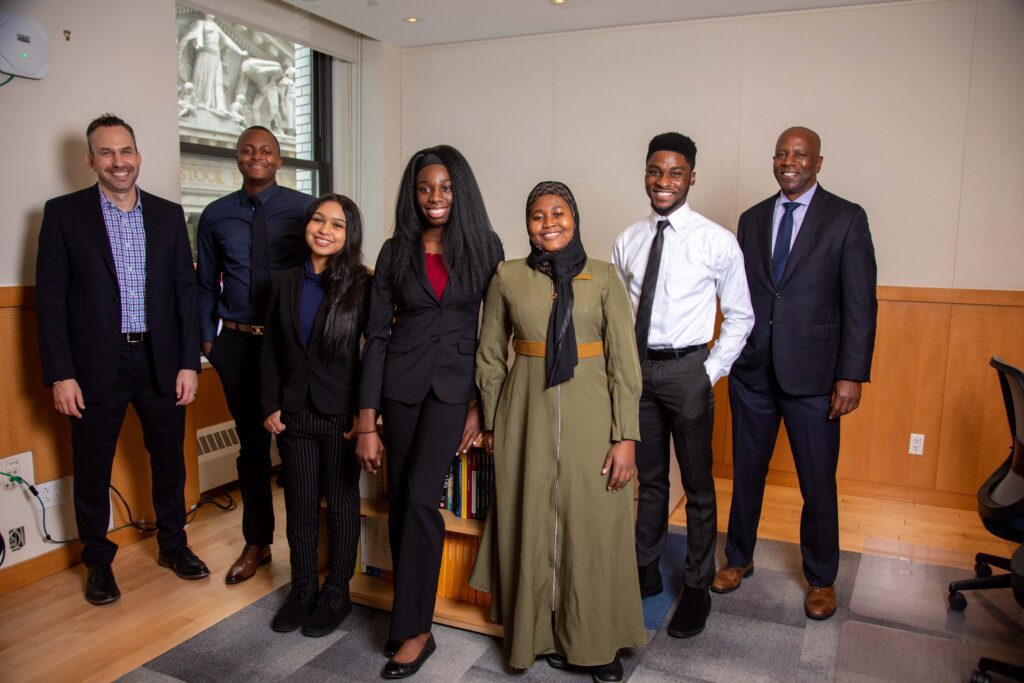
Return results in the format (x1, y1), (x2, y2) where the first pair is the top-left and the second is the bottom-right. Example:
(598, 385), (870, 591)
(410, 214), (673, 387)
(240, 57), (284, 132)
(178, 15), (247, 114)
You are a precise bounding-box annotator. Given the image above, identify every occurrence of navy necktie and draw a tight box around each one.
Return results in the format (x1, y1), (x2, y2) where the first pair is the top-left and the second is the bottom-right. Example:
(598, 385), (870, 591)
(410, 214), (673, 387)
(634, 219), (670, 358)
(772, 201), (800, 285)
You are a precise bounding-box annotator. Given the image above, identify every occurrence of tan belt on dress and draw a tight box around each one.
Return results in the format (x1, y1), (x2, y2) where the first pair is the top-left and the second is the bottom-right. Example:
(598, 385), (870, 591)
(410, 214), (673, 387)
(513, 339), (604, 358)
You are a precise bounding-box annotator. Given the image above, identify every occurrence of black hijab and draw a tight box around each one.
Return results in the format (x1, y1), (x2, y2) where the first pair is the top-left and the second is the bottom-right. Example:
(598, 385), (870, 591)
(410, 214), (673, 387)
(525, 181), (588, 387)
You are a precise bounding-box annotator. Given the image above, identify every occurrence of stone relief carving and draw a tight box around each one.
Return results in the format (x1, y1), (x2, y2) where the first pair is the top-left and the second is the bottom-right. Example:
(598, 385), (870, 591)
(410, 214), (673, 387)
(175, 10), (299, 145)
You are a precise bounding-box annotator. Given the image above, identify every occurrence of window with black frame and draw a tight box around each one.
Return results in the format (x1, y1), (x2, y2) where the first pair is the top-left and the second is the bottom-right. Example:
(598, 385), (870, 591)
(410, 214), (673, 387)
(175, 5), (332, 257)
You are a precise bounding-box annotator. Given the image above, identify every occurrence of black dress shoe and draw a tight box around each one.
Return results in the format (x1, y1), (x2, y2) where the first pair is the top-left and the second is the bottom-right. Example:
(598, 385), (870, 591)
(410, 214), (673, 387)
(381, 634), (436, 679)
(638, 558), (663, 598)
(272, 582), (318, 632)
(301, 585), (352, 637)
(667, 585), (711, 638)
(591, 653), (624, 683)
(157, 545), (210, 579)
(384, 640), (401, 658)
(85, 564), (120, 605)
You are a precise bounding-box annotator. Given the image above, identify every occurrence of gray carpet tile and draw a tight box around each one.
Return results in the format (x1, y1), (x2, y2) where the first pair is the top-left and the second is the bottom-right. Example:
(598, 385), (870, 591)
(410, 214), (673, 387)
(139, 595), (344, 682)
(850, 550), (1024, 644)
(125, 534), (1024, 682)
(835, 620), (1024, 683)
(635, 611), (806, 681)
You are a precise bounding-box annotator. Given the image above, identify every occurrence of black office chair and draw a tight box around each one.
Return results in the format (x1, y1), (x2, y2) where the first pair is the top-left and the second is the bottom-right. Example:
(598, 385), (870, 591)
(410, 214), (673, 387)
(946, 356), (1024, 683)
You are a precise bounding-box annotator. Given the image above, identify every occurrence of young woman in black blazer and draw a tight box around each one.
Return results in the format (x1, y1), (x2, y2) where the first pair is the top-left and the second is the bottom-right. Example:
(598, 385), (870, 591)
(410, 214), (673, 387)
(260, 193), (370, 637)
(356, 146), (503, 678)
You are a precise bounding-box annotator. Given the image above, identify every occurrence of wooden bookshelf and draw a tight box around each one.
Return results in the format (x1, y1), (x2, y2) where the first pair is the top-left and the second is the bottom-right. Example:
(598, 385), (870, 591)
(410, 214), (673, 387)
(353, 496), (497, 636)
(349, 571), (503, 637)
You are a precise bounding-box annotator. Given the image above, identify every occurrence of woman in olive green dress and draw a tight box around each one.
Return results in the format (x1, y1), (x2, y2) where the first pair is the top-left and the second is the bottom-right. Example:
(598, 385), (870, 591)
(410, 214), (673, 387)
(470, 181), (644, 681)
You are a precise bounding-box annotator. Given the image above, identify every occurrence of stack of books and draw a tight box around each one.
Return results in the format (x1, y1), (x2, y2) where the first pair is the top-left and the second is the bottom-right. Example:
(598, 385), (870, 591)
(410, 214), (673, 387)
(437, 532), (492, 606)
(440, 450), (494, 520)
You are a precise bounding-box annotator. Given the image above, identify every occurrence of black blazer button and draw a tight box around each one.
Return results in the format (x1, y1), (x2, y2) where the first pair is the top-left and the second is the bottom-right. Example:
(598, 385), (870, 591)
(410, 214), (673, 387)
(775, 292), (782, 299)
(435, 306), (441, 313)
(431, 335), (439, 342)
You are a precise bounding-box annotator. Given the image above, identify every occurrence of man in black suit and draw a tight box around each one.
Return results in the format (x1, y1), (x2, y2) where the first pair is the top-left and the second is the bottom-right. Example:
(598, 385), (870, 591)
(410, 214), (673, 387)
(715, 126), (877, 620)
(36, 114), (209, 606)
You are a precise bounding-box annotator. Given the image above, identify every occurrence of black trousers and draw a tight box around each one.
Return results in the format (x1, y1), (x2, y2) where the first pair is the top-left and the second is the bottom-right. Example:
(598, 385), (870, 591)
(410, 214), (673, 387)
(634, 346), (717, 589)
(207, 327), (274, 547)
(726, 374), (841, 587)
(70, 338), (187, 567)
(278, 402), (361, 588)
(382, 390), (467, 641)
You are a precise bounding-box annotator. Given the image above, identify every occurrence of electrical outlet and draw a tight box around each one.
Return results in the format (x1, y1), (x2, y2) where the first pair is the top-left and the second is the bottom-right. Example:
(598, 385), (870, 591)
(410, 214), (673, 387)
(36, 476), (71, 509)
(0, 455), (23, 490)
(909, 433), (925, 456)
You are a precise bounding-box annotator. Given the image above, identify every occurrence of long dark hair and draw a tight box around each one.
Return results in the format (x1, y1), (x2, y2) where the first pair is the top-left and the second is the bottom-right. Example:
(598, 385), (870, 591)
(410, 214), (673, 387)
(390, 145), (502, 293)
(305, 193), (369, 359)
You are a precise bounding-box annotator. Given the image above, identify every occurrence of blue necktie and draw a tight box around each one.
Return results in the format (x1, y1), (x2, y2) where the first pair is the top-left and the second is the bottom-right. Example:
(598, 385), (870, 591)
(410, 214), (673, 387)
(772, 201), (800, 285)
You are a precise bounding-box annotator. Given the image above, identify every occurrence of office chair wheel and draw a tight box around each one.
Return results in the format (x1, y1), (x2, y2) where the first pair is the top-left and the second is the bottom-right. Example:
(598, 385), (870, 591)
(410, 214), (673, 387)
(974, 562), (993, 577)
(948, 591), (967, 611)
(971, 670), (991, 683)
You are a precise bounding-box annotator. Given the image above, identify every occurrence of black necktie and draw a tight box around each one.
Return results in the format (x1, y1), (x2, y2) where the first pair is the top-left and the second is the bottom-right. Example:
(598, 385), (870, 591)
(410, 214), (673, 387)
(772, 201), (800, 285)
(634, 219), (669, 358)
(249, 195), (271, 319)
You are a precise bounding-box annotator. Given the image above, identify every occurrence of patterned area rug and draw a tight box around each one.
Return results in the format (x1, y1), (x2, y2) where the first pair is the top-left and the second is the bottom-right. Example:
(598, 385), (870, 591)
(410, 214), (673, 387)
(120, 532), (1023, 682)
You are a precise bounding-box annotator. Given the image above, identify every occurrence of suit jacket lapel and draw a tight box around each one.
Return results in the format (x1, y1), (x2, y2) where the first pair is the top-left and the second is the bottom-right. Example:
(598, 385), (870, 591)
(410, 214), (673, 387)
(413, 249), (440, 302)
(288, 267), (306, 351)
(780, 187), (830, 285)
(83, 185), (117, 279)
(757, 198), (776, 286)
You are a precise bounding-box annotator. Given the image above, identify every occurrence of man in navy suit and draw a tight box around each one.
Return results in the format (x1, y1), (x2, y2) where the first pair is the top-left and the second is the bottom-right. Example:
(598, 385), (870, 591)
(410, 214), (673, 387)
(36, 114), (209, 606)
(714, 127), (877, 619)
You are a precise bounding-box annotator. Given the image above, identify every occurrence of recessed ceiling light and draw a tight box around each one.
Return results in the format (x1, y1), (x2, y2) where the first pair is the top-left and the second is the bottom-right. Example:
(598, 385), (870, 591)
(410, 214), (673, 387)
(550, 0), (567, 5)
(403, 17), (419, 23)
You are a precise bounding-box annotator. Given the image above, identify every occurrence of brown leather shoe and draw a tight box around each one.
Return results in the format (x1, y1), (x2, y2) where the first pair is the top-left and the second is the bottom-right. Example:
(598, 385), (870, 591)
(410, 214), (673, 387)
(804, 585), (836, 620)
(225, 544), (271, 585)
(710, 562), (754, 594)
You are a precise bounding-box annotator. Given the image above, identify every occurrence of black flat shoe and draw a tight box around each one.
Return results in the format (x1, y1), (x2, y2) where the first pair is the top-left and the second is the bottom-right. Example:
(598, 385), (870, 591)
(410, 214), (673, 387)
(667, 585), (711, 638)
(384, 640), (401, 658)
(591, 653), (623, 683)
(301, 586), (352, 637)
(381, 634), (436, 679)
(85, 564), (120, 605)
(157, 545), (210, 579)
(546, 653), (569, 669)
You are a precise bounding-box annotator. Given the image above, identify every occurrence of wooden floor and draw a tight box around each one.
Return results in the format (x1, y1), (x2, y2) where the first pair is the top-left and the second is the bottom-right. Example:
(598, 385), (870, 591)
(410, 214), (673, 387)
(0, 482), (1015, 683)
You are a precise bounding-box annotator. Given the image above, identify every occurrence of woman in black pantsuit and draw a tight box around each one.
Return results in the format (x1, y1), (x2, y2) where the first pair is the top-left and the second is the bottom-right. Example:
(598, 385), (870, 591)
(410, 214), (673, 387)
(357, 146), (503, 679)
(260, 193), (370, 637)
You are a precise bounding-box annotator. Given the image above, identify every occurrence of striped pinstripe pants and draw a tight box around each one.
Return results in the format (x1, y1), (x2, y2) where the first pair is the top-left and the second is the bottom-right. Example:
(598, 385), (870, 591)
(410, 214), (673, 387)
(279, 401), (360, 588)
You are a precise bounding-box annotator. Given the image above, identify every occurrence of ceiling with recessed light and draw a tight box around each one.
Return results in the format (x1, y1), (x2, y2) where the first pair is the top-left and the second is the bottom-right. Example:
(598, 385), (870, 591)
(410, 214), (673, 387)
(283, 0), (906, 48)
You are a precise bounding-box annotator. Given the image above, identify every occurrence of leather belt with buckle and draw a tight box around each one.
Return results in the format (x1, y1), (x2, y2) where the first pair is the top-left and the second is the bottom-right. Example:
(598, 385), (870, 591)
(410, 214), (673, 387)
(645, 345), (703, 361)
(121, 331), (147, 343)
(223, 320), (265, 336)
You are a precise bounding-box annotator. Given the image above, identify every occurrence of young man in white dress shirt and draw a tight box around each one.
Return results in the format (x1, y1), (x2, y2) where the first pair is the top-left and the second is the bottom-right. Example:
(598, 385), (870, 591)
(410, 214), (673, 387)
(613, 132), (753, 638)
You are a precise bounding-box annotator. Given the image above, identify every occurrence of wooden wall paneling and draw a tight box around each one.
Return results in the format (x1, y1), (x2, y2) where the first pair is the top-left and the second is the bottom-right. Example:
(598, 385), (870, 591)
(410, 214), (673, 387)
(836, 300), (951, 488)
(935, 303), (1024, 495)
(0, 306), (71, 481)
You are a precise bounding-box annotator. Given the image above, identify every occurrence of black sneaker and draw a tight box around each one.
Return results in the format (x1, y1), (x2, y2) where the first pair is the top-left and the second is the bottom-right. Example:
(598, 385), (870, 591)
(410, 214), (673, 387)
(301, 585), (352, 637)
(157, 545), (211, 579)
(272, 583), (318, 632)
(85, 563), (120, 605)
(667, 585), (711, 638)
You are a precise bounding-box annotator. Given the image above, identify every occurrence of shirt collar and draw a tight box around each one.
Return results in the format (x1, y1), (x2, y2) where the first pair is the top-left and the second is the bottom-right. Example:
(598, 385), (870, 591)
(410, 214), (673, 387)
(650, 201), (692, 233)
(240, 183), (281, 206)
(98, 185), (142, 212)
(775, 182), (818, 210)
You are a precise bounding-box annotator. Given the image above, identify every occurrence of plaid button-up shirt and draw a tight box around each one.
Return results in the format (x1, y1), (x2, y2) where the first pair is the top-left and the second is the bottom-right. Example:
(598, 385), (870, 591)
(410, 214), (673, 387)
(99, 187), (148, 333)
